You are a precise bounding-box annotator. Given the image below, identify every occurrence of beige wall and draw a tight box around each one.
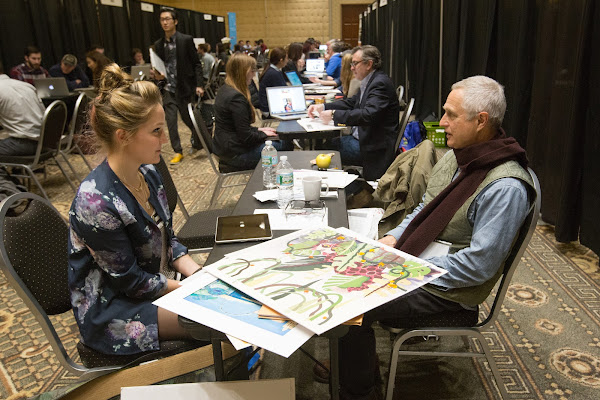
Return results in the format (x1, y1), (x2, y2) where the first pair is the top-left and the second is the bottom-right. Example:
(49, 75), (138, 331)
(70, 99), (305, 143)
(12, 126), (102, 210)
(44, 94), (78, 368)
(155, 0), (372, 47)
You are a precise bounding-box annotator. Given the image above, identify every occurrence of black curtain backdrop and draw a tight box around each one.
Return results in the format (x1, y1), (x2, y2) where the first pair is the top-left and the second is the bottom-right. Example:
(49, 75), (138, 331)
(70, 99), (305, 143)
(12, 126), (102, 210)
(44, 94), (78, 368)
(63, 0), (102, 63)
(98, 1), (132, 64)
(0, 0), (226, 74)
(580, 1), (600, 257)
(129, 0), (162, 62)
(360, 0), (600, 255)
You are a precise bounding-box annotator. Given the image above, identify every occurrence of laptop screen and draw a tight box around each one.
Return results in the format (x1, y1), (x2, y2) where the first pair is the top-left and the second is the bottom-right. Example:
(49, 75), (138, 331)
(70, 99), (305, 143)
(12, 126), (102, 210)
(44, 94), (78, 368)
(266, 86), (307, 116)
(285, 71), (302, 86)
(33, 77), (70, 98)
(306, 59), (325, 73)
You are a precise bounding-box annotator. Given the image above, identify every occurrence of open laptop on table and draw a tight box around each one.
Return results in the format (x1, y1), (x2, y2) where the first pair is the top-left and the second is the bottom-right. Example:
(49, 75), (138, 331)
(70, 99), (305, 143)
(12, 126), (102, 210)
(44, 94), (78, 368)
(131, 64), (152, 81)
(304, 59), (326, 77)
(266, 86), (308, 120)
(285, 71), (302, 86)
(33, 77), (70, 98)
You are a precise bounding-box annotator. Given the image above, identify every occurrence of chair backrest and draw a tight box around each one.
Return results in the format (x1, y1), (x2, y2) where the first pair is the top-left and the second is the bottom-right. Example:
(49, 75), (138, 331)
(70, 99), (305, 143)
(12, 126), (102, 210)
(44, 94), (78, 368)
(154, 156), (180, 215)
(396, 85), (405, 106)
(394, 97), (415, 152)
(187, 103), (220, 176)
(40, 100), (68, 151)
(0, 192), (86, 375)
(478, 167), (541, 327)
(210, 59), (222, 85)
(65, 93), (89, 149)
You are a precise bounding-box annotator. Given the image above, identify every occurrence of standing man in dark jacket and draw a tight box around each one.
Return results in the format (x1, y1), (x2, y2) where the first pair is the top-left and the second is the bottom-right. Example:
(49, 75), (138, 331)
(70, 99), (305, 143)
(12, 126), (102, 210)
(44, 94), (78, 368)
(153, 7), (204, 164)
(308, 45), (400, 180)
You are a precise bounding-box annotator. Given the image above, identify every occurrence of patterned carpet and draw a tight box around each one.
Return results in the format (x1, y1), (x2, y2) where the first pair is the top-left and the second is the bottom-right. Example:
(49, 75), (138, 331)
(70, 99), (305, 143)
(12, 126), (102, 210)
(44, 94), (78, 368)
(1, 124), (599, 399)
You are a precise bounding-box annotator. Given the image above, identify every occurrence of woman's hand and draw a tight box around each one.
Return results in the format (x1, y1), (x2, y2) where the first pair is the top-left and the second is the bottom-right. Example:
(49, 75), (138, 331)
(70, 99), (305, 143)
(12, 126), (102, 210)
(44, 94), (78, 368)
(378, 235), (398, 247)
(259, 127), (278, 136)
(172, 254), (201, 277)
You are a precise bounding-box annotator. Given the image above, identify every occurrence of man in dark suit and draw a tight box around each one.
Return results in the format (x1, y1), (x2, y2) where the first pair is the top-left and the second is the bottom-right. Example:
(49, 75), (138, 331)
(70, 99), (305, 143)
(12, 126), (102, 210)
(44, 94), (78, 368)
(308, 45), (400, 180)
(153, 7), (204, 164)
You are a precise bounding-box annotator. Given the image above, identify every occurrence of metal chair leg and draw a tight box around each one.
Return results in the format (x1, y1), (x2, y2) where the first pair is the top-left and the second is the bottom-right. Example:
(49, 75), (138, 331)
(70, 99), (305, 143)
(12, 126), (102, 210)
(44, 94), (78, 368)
(53, 156), (77, 192)
(209, 175), (225, 208)
(59, 151), (82, 183)
(212, 338), (225, 381)
(22, 166), (50, 201)
(472, 331), (510, 400)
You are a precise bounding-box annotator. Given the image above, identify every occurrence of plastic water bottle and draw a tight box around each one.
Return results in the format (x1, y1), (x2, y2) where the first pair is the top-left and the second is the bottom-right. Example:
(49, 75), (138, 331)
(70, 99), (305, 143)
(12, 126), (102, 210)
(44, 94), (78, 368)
(261, 141), (278, 189)
(276, 155), (294, 209)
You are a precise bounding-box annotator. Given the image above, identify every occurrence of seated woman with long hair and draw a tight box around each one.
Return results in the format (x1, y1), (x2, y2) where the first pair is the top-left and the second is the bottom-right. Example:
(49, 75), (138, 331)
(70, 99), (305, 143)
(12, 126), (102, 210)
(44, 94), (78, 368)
(282, 42), (311, 84)
(68, 64), (206, 355)
(86, 50), (112, 89)
(258, 47), (288, 116)
(213, 54), (291, 171)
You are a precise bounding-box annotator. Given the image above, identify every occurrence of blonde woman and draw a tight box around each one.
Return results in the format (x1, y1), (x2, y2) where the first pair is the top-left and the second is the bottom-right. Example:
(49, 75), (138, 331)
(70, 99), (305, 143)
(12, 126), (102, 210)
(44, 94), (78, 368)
(213, 54), (291, 171)
(68, 64), (205, 355)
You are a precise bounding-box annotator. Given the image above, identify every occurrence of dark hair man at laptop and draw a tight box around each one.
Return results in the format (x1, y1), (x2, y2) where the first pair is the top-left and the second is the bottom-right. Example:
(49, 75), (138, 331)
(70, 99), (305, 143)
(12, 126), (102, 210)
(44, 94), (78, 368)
(153, 7), (204, 164)
(0, 61), (46, 156)
(49, 54), (90, 91)
(308, 45), (400, 181)
(10, 45), (50, 84)
(334, 76), (534, 400)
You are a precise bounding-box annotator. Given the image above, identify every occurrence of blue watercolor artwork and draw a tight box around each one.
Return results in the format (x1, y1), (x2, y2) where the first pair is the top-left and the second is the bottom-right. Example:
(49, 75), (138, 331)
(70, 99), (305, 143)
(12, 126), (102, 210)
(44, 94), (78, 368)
(184, 279), (293, 336)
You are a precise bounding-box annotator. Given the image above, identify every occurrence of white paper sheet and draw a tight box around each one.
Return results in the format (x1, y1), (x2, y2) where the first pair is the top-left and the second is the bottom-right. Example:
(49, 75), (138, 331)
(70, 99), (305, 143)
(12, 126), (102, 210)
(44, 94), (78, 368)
(153, 274), (313, 358)
(294, 170), (358, 189)
(253, 188), (338, 202)
(149, 48), (166, 76)
(297, 117), (347, 132)
(253, 209), (328, 230)
(204, 226), (447, 335)
(348, 208), (385, 240)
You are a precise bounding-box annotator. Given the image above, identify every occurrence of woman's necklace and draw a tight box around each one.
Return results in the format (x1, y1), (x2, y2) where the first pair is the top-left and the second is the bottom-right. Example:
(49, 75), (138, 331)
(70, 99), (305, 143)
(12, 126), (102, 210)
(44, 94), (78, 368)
(122, 171), (153, 214)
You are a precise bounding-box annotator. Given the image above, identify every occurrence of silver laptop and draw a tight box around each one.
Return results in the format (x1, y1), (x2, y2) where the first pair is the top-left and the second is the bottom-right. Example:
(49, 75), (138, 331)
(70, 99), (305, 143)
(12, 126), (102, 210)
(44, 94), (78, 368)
(33, 77), (70, 98)
(131, 64), (152, 81)
(266, 86), (308, 120)
(305, 59), (325, 74)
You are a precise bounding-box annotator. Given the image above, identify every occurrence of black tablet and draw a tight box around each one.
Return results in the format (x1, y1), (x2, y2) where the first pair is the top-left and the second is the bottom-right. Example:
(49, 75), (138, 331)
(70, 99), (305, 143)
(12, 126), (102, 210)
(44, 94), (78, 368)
(215, 214), (273, 244)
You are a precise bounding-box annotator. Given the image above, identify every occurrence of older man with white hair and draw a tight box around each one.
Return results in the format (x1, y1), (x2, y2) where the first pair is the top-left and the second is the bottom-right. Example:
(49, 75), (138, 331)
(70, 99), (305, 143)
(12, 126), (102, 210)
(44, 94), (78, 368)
(335, 75), (536, 400)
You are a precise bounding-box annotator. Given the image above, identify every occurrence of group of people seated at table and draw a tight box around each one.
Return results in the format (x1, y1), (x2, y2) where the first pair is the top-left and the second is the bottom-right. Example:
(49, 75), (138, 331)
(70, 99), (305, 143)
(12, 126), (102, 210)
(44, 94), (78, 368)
(3, 24), (532, 399)
(59, 52), (532, 399)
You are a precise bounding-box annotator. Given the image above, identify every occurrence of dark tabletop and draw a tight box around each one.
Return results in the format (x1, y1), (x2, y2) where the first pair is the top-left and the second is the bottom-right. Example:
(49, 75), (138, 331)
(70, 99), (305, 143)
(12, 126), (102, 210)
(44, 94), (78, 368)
(205, 150), (348, 265)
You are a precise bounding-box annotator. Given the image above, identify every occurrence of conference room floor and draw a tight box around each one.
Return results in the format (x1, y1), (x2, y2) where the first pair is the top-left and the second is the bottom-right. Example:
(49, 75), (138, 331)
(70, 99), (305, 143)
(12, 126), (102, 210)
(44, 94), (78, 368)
(1, 119), (599, 400)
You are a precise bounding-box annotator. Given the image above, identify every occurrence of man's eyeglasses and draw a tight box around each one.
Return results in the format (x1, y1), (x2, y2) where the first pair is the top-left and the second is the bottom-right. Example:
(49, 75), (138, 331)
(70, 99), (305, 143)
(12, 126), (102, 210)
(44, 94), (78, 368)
(160, 17), (174, 22)
(350, 60), (365, 68)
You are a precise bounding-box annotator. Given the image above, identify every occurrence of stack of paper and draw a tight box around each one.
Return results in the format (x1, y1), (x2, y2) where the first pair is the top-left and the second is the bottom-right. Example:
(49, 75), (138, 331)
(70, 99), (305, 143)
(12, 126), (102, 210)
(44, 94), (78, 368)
(293, 169), (358, 188)
(297, 117), (346, 132)
(153, 226), (447, 358)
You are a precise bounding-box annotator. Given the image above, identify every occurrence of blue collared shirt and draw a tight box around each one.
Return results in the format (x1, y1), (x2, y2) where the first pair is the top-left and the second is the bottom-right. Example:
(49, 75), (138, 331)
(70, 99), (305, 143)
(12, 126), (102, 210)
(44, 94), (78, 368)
(386, 171), (530, 291)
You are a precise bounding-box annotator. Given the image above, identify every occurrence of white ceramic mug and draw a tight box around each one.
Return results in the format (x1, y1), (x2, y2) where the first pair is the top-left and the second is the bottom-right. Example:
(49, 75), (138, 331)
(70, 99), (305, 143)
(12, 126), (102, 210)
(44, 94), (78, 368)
(302, 176), (329, 202)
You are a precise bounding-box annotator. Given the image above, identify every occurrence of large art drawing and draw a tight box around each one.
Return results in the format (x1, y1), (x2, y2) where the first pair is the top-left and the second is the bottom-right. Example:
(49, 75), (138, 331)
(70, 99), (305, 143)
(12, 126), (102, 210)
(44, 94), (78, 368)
(206, 227), (447, 335)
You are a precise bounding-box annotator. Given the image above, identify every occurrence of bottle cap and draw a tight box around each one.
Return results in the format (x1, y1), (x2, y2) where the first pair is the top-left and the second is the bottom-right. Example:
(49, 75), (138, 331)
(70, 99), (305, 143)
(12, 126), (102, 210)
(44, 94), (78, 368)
(265, 140), (272, 145)
(280, 156), (287, 160)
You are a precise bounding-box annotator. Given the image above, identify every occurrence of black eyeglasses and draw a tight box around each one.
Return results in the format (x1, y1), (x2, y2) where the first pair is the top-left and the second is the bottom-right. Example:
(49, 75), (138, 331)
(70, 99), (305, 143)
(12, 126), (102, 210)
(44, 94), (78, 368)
(160, 17), (173, 22)
(350, 60), (365, 68)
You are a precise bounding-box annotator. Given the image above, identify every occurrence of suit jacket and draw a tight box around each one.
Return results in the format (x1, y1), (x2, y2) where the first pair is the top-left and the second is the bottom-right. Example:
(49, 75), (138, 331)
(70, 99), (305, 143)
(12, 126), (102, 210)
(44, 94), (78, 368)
(325, 69), (401, 180)
(154, 31), (203, 100)
(213, 84), (266, 160)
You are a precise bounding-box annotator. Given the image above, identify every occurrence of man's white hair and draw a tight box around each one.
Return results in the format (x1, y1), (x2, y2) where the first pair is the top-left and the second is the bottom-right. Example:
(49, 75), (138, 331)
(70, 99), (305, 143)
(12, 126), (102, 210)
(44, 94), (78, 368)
(451, 76), (506, 129)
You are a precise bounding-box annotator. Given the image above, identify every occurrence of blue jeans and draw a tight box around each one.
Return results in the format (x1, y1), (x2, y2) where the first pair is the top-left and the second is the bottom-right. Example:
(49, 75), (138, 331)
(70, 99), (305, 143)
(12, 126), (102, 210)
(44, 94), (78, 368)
(331, 135), (362, 166)
(225, 140), (293, 171)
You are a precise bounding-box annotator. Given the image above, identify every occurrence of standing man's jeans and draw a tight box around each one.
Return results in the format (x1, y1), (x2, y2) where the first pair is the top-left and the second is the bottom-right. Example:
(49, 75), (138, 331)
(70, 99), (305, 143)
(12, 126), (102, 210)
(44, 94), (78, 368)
(162, 91), (200, 154)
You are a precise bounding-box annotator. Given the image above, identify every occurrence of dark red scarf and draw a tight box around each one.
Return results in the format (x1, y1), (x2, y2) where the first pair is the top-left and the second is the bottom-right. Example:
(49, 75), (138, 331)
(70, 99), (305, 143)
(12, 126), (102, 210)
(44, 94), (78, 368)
(395, 131), (528, 256)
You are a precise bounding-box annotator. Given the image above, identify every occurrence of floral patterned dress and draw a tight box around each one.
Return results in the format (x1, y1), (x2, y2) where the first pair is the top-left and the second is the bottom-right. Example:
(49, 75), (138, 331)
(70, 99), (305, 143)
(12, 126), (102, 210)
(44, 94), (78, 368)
(68, 160), (187, 355)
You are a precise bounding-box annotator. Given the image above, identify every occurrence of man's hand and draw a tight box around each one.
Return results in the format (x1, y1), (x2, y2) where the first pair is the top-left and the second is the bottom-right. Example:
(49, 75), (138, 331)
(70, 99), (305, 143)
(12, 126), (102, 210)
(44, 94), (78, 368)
(196, 87), (204, 97)
(320, 110), (333, 124)
(152, 69), (165, 80)
(309, 76), (319, 83)
(378, 235), (397, 247)
(75, 79), (82, 85)
(307, 104), (324, 119)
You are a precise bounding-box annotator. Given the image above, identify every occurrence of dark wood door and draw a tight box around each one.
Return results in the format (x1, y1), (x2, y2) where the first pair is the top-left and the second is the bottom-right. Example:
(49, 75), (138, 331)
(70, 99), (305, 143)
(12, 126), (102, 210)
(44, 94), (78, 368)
(342, 4), (370, 47)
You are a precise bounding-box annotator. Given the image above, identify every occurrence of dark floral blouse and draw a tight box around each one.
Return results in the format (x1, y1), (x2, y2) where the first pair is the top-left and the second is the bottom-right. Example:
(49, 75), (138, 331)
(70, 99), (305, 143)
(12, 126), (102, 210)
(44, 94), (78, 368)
(68, 160), (187, 355)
